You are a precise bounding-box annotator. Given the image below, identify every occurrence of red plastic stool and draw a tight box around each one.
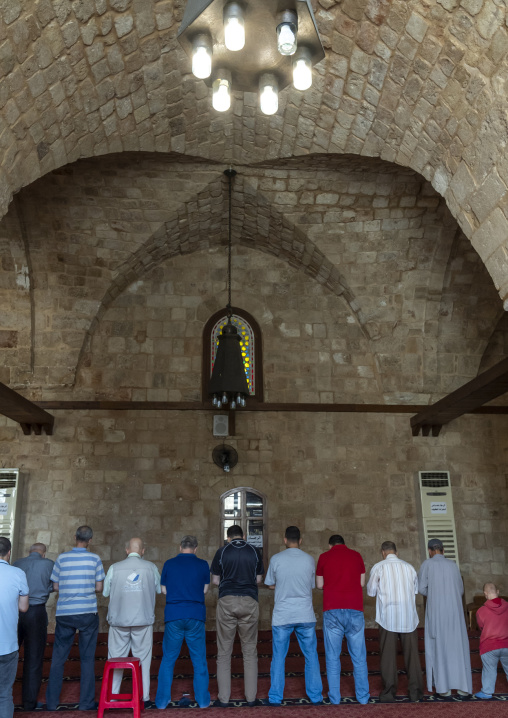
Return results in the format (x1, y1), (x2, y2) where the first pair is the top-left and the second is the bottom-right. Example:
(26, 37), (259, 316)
(98, 657), (145, 718)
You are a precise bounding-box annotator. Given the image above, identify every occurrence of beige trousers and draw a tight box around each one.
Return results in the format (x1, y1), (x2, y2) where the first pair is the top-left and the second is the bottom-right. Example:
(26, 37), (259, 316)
(216, 595), (259, 704)
(108, 625), (153, 702)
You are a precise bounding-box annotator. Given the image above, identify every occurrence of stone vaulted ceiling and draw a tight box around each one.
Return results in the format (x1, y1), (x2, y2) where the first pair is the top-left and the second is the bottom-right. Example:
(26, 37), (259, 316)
(0, 150), (501, 405)
(0, 0), (507, 297)
(0, 0), (506, 407)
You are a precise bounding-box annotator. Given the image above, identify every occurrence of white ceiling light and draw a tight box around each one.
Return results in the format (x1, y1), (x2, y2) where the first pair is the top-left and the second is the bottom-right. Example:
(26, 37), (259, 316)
(177, 0), (324, 116)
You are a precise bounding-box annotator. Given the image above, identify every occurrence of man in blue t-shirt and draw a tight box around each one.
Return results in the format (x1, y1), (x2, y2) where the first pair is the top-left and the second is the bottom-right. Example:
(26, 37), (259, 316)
(155, 536), (210, 709)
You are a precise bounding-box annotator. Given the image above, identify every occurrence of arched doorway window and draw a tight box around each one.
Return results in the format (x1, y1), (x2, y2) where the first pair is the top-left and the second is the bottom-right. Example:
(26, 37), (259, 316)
(202, 307), (263, 404)
(220, 487), (267, 569)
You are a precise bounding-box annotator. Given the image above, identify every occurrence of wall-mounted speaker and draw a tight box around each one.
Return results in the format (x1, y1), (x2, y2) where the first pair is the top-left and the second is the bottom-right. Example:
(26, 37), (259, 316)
(213, 414), (229, 437)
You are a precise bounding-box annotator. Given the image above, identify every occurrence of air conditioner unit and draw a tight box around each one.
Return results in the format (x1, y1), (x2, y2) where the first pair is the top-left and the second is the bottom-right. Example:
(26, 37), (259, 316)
(418, 471), (459, 567)
(0, 469), (22, 560)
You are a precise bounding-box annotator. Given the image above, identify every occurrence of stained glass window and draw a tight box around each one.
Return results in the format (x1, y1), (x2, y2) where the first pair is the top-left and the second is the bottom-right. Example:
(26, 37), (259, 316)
(211, 314), (255, 395)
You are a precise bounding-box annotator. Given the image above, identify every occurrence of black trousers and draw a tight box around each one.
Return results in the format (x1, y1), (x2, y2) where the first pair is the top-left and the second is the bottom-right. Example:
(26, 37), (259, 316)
(379, 626), (423, 702)
(18, 604), (48, 710)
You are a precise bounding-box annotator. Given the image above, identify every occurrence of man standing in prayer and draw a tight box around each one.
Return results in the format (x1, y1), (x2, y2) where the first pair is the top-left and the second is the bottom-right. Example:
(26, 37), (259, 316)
(211, 524), (264, 707)
(156, 536), (210, 709)
(316, 534), (369, 705)
(367, 540), (423, 703)
(103, 537), (161, 708)
(474, 582), (508, 699)
(14, 543), (54, 710)
(418, 538), (472, 697)
(45, 526), (105, 711)
(0, 536), (29, 718)
(264, 526), (323, 706)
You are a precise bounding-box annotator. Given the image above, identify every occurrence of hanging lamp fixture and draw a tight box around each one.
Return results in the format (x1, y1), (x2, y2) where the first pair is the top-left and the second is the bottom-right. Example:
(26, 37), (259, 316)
(177, 0), (324, 115)
(209, 169), (250, 410)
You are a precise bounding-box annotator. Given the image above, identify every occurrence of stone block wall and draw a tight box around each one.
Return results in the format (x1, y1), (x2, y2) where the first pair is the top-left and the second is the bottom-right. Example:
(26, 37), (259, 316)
(3, 408), (507, 631)
(0, 152), (506, 633)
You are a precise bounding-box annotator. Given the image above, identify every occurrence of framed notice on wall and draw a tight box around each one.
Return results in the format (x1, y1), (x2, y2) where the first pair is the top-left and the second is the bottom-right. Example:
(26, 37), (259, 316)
(430, 501), (447, 514)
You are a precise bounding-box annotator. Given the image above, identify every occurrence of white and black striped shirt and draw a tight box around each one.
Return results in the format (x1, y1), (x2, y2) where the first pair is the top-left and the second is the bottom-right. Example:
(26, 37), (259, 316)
(367, 554), (419, 633)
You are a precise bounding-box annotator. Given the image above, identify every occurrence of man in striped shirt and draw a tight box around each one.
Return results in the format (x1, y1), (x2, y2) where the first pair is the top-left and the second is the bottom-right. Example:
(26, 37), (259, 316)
(45, 526), (105, 711)
(367, 541), (423, 703)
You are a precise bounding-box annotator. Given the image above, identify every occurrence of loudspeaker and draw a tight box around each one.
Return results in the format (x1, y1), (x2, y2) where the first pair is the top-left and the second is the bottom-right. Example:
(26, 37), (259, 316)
(213, 414), (229, 437)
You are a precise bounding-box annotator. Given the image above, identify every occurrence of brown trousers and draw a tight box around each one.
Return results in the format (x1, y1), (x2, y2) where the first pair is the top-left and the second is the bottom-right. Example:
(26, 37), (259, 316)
(379, 626), (423, 702)
(216, 595), (259, 704)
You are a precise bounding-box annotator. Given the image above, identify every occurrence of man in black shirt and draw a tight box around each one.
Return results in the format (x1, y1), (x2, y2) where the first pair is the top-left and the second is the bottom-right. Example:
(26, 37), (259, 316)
(211, 525), (264, 707)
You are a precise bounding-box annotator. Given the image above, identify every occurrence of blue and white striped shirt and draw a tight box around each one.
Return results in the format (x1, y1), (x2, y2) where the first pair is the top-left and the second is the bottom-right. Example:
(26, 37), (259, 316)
(51, 547), (105, 617)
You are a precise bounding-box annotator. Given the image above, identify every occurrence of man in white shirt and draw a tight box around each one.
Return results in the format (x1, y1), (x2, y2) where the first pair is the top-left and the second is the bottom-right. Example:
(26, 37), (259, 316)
(264, 526), (322, 706)
(367, 540), (423, 703)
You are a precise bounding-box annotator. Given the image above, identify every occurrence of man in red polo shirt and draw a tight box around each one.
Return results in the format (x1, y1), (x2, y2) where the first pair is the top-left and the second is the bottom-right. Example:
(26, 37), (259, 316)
(316, 535), (369, 705)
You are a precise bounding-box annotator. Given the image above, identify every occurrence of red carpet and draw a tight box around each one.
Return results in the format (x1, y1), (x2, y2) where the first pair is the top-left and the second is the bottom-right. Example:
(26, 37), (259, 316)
(13, 629), (508, 712)
(15, 704), (508, 717)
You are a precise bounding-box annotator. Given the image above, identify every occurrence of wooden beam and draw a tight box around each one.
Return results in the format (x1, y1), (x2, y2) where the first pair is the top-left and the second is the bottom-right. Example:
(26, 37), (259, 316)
(34, 399), (508, 415)
(0, 383), (54, 435)
(411, 356), (508, 437)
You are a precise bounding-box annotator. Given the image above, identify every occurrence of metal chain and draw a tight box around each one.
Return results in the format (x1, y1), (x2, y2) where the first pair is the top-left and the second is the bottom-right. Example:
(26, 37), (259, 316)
(228, 169), (232, 313)
(224, 168), (237, 318)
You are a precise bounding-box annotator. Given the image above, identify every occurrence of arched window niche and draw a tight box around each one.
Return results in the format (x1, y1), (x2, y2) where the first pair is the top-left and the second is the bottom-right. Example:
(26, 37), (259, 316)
(220, 487), (267, 570)
(202, 307), (264, 404)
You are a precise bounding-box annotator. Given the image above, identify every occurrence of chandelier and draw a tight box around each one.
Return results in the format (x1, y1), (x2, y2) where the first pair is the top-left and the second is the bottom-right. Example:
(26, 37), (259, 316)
(177, 0), (325, 115)
(208, 169), (250, 410)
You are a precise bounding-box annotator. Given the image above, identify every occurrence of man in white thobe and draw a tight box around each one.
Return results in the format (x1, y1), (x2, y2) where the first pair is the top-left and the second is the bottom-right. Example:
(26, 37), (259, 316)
(103, 537), (161, 707)
(418, 538), (472, 697)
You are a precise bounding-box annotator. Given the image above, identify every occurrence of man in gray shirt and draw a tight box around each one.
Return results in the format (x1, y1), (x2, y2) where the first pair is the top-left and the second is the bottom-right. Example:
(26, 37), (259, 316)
(103, 537), (161, 707)
(14, 543), (54, 710)
(264, 526), (323, 706)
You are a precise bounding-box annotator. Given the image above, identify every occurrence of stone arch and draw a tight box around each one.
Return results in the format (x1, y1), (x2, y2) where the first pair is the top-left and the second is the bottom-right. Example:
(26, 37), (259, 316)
(76, 246), (384, 402)
(478, 312), (508, 375)
(1, 2), (508, 300)
(437, 228), (505, 393)
(75, 174), (368, 383)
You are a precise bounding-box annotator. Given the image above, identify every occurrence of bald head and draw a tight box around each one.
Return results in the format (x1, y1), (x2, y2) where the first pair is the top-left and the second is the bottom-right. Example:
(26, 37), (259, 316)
(29, 543), (46, 556)
(483, 582), (499, 599)
(125, 538), (145, 556)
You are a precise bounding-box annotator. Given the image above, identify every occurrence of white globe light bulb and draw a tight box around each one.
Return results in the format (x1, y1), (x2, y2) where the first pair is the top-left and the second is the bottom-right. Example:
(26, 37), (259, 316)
(213, 77), (231, 112)
(293, 56), (312, 91)
(259, 75), (278, 115)
(224, 15), (245, 51)
(192, 45), (212, 79)
(277, 22), (297, 55)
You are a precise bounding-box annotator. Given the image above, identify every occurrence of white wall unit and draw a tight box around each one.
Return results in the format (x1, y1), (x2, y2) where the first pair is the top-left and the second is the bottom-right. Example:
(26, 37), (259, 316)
(0, 469), (22, 560)
(418, 470), (459, 567)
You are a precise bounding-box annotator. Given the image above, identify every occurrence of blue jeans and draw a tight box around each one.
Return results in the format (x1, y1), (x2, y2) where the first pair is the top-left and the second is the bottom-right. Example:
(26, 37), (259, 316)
(0, 650), (18, 718)
(323, 609), (369, 704)
(269, 623), (323, 704)
(156, 619), (210, 708)
(481, 648), (508, 695)
(46, 613), (99, 710)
